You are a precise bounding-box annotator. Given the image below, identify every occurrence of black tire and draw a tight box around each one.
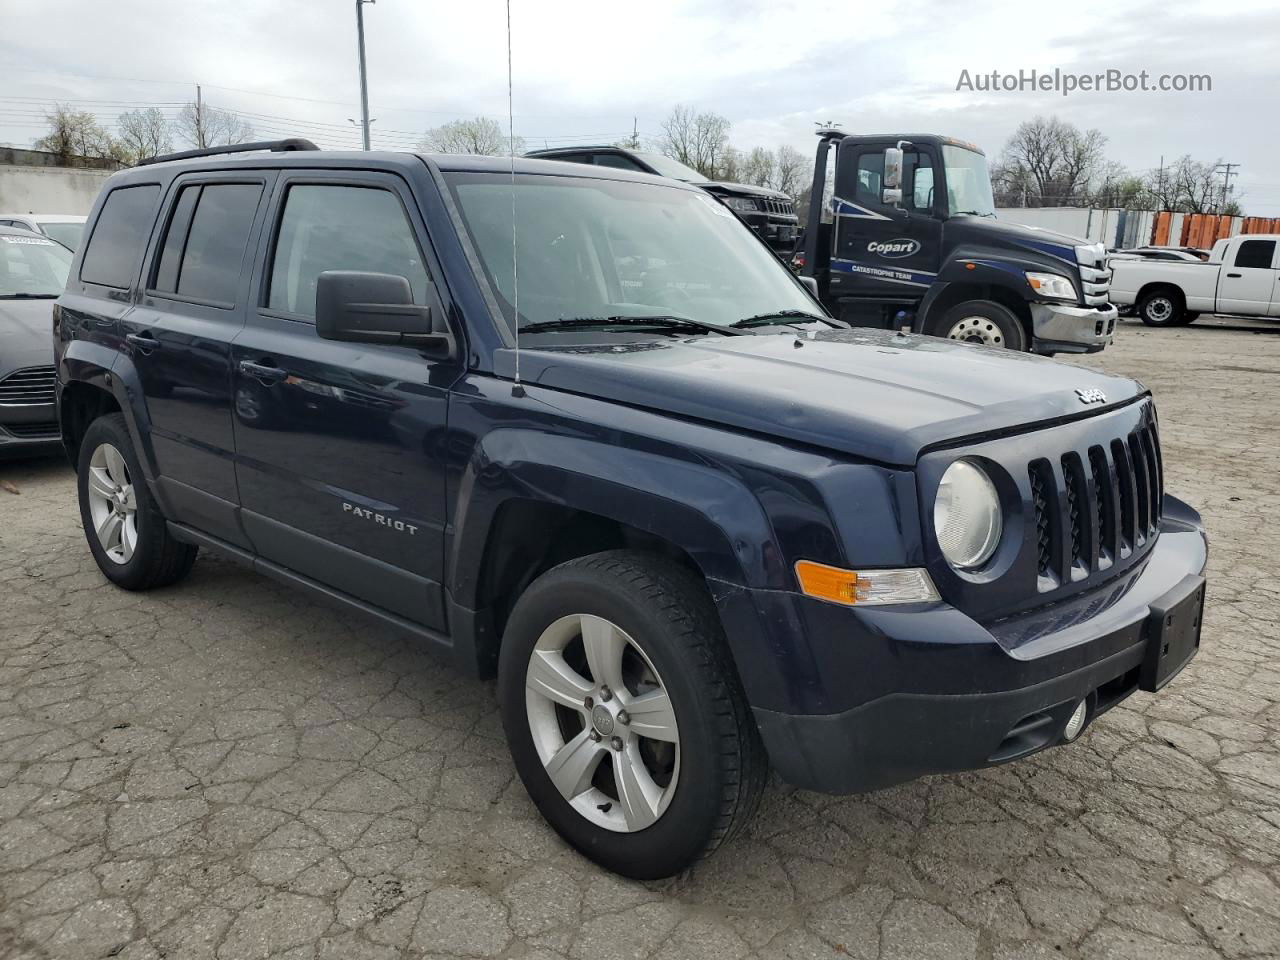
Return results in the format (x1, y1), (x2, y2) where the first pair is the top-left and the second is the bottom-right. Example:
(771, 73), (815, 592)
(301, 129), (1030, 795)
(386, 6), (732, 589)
(928, 299), (1027, 351)
(498, 550), (766, 879)
(1137, 289), (1185, 326)
(1178, 311), (1200, 326)
(77, 413), (197, 590)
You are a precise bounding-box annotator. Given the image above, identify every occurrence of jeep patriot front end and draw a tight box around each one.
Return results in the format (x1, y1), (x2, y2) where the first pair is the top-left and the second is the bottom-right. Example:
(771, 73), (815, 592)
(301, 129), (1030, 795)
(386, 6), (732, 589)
(55, 143), (1207, 879)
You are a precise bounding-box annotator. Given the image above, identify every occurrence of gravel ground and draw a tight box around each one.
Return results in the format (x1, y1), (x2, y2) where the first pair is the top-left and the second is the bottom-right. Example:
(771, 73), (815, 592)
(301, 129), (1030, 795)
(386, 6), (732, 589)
(1, 317), (1278, 960)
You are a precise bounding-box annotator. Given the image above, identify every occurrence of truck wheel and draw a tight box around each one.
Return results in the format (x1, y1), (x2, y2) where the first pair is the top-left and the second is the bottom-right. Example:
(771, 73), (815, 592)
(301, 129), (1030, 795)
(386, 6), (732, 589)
(1137, 290), (1184, 326)
(498, 551), (766, 879)
(1178, 311), (1200, 326)
(930, 300), (1027, 350)
(77, 413), (197, 591)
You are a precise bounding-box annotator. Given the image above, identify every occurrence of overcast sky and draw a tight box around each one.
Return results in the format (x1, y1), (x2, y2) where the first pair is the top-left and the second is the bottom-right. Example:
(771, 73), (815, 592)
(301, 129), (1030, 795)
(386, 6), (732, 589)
(4, 0), (1279, 213)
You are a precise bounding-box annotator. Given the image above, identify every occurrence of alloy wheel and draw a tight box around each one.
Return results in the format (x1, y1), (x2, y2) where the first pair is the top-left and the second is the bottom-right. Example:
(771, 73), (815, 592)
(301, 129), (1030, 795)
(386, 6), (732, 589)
(524, 613), (680, 832)
(86, 442), (138, 565)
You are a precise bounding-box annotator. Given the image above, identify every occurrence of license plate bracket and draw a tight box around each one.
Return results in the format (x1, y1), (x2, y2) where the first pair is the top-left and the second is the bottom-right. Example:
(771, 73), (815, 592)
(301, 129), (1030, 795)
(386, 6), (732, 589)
(1139, 574), (1205, 692)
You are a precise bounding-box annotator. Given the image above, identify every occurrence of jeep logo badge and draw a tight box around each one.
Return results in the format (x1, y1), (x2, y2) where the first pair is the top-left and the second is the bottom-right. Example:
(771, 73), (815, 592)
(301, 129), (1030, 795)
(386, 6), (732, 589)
(867, 238), (921, 259)
(1075, 387), (1107, 405)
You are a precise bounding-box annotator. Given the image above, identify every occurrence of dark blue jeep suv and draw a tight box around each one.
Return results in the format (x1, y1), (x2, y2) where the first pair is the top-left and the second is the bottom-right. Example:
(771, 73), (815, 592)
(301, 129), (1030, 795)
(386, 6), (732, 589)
(54, 140), (1208, 879)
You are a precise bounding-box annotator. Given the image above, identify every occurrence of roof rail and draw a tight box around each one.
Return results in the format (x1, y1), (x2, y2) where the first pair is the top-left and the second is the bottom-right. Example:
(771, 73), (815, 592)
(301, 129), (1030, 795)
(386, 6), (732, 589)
(137, 138), (320, 167)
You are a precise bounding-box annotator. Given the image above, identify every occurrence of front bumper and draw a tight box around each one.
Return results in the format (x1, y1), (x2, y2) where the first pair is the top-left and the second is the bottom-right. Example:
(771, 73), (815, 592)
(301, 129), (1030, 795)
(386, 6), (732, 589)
(749, 497), (1207, 794)
(1030, 301), (1117, 355)
(0, 404), (62, 459)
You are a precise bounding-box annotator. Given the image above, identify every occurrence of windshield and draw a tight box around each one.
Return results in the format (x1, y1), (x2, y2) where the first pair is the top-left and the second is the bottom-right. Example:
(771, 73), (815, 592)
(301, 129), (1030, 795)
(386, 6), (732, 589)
(39, 221), (84, 251)
(0, 233), (72, 297)
(632, 152), (709, 183)
(445, 173), (815, 336)
(942, 145), (996, 218)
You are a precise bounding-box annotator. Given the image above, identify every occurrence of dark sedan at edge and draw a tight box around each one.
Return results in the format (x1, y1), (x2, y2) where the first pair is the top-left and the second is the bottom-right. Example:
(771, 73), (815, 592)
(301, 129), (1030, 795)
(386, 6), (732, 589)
(0, 226), (70, 457)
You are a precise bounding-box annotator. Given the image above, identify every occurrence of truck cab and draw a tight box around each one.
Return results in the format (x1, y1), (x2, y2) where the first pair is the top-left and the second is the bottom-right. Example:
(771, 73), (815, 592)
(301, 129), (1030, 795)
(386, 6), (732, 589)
(801, 131), (1117, 354)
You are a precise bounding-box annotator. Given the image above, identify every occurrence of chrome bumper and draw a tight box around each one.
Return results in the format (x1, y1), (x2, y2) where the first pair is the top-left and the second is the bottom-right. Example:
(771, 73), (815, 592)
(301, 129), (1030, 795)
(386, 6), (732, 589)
(1030, 301), (1117, 355)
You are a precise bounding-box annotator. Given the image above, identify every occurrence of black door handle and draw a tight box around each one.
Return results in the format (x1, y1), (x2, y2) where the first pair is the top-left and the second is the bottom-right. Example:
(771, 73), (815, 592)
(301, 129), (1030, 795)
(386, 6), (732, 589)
(1226, 272), (1242, 278)
(239, 359), (288, 383)
(126, 332), (161, 352)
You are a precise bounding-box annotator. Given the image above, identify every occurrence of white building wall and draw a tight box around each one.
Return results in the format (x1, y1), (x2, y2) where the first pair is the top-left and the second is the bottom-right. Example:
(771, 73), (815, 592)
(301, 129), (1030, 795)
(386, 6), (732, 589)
(0, 164), (112, 215)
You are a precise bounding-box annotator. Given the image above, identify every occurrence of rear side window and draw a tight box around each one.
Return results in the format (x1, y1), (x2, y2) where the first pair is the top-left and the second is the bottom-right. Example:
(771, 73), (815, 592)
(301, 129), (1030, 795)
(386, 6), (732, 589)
(80, 184), (161, 288)
(592, 153), (646, 172)
(153, 183), (263, 304)
(1235, 240), (1276, 270)
(267, 184), (428, 319)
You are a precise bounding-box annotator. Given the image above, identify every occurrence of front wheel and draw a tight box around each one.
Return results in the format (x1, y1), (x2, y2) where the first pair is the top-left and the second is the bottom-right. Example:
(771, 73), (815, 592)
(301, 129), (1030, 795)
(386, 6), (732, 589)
(498, 551), (766, 879)
(928, 300), (1027, 350)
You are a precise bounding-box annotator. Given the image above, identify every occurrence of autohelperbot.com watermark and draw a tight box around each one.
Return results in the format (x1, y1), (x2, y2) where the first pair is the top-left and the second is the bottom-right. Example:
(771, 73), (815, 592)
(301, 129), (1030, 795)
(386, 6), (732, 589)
(956, 68), (1211, 96)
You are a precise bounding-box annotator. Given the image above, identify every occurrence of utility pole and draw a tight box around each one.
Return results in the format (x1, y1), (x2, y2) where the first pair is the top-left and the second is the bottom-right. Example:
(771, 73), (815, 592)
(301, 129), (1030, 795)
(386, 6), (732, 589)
(195, 84), (204, 148)
(1217, 162), (1239, 212)
(355, 0), (375, 151)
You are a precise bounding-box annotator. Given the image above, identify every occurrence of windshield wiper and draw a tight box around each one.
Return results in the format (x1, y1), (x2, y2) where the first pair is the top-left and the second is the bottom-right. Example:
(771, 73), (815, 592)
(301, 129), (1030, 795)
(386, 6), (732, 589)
(0, 293), (58, 299)
(953, 210), (996, 218)
(730, 309), (841, 330)
(519, 315), (746, 336)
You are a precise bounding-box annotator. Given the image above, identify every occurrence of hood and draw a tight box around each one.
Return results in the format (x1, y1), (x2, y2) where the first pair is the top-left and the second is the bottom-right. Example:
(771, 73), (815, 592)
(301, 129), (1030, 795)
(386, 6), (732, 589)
(698, 181), (790, 201)
(0, 298), (57, 375)
(502, 329), (1144, 466)
(977, 216), (1085, 261)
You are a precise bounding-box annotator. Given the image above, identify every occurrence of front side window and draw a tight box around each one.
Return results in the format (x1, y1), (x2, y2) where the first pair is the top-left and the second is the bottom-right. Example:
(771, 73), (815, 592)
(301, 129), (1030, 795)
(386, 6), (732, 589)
(268, 184), (429, 319)
(80, 184), (161, 288)
(1235, 239), (1276, 270)
(0, 233), (72, 297)
(445, 173), (815, 333)
(153, 183), (263, 304)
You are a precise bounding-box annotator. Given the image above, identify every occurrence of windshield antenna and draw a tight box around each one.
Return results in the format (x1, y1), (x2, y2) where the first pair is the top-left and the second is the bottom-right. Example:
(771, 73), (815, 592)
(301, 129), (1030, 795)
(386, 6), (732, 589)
(506, 0), (524, 398)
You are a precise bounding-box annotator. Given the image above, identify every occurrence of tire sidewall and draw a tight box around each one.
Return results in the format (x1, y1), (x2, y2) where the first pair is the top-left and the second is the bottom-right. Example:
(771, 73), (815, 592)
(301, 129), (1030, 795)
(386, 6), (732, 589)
(498, 560), (727, 878)
(931, 300), (1027, 351)
(77, 415), (160, 589)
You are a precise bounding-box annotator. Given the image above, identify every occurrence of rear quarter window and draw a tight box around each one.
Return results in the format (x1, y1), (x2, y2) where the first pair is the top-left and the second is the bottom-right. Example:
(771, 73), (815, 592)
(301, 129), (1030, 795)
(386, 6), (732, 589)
(80, 184), (161, 289)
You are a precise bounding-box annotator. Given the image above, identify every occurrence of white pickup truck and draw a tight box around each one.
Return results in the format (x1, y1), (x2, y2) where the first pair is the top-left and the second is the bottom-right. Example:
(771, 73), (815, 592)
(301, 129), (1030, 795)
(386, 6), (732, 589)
(1110, 234), (1280, 326)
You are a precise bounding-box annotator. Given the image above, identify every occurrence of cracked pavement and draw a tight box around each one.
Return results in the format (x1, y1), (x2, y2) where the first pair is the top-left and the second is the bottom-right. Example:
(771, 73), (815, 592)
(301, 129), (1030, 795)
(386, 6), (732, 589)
(1, 317), (1278, 960)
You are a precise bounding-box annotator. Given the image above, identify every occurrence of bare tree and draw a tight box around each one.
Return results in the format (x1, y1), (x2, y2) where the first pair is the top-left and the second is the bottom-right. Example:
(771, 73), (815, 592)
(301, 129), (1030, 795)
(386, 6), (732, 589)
(773, 145), (809, 198)
(1142, 156), (1228, 213)
(419, 117), (523, 156)
(33, 104), (116, 161)
(996, 116), (1109, 206)
(657, 105), (730, 179)
(174, 102), (255, 149)
(738, 146), (775, 188)
(116, 107), (173, 164)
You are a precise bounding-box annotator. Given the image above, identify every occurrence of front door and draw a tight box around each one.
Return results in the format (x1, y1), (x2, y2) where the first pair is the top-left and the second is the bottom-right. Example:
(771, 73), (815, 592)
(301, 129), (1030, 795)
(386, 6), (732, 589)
(828, 141), (942, 306)
(122, 173), (274, 548)
(231, 170), (459, 631)
(1217, 238), (1277, 315)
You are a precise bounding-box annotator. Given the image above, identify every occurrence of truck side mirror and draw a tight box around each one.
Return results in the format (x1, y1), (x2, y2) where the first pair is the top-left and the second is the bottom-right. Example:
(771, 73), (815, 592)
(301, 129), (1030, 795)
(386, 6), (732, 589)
(316, 271), (456, 360)
(882, 146), (904, 207)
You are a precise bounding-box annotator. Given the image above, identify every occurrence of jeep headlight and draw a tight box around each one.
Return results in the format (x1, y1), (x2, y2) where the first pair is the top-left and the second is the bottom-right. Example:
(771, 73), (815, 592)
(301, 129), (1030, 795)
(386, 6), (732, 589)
(1025, 271), (1077, 301)
(934, 460), (1002, 570)
(723, 196), (760, 213)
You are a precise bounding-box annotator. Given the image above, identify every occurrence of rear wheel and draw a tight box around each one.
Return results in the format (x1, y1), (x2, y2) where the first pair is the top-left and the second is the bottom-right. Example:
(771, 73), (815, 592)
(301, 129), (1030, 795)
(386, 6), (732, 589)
(498, 551), (765, 879)
(1137, 289), (1185, 326)
(929, 300), (1027, 350)
(77, 413), (197, 590)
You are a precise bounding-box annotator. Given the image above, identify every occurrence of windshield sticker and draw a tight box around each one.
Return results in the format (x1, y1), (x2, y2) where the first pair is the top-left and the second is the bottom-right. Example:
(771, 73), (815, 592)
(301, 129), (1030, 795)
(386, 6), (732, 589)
(1, 235), (55, 245)
(698, 194), (734, 218)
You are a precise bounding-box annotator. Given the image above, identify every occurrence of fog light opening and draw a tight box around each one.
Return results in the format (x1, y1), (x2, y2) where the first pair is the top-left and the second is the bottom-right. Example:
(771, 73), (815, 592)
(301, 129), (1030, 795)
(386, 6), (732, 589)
(1063, 700), (1088, 742)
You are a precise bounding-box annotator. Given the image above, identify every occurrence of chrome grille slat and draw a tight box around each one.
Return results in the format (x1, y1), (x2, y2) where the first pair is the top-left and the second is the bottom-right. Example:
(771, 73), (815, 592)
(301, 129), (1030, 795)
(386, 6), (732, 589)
(0, 365), (56, 406)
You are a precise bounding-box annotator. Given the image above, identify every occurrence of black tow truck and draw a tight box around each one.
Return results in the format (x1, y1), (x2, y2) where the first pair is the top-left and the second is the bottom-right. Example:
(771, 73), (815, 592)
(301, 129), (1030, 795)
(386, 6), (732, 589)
(799, 129), (1117, 354)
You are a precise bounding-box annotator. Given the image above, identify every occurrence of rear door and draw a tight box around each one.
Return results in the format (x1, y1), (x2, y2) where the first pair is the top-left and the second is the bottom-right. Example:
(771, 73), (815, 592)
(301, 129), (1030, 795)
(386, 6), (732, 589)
(230, 170), (459, 631)
(829, 141), (942, 304)
(122, 172), (274, 547)
(1217, 238), (1277, 315)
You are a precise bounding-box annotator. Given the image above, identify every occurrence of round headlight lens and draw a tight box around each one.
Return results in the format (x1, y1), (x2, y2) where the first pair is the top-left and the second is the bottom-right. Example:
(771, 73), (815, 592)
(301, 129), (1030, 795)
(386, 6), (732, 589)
(934, 460), (1003, 570)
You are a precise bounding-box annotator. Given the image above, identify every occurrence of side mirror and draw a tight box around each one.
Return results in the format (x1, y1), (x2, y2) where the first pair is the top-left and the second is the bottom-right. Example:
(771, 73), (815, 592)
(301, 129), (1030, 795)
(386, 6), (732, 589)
(315, 271), (455, 360)
(882, 147), (904, 189)
(799, 275), (819, 298)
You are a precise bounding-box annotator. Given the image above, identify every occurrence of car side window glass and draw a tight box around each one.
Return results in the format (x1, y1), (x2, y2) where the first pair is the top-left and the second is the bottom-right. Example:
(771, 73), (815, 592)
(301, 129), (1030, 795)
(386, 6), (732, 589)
(153, 185), (200, 293)
(267, 184), (429, 320)
(592, 154), (646, 172)
(906, 153), (934, 213)
(79, 184), (161, 288)
(1235, 240), (1276, 269)
(854, 153), (884, 207)
(170, 184), (262, 303)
